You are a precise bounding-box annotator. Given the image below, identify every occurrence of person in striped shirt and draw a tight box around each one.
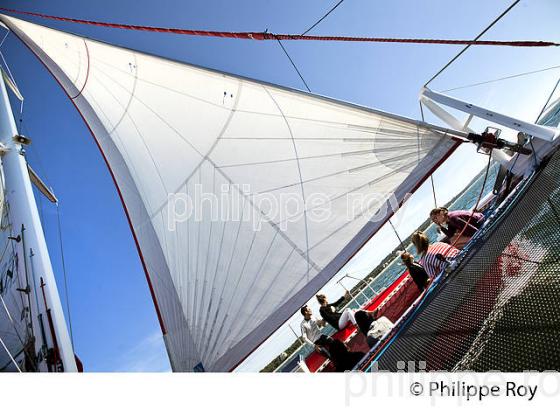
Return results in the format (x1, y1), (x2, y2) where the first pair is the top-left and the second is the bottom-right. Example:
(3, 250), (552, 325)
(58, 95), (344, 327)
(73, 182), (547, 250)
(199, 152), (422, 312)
(411, 231), (459, 278)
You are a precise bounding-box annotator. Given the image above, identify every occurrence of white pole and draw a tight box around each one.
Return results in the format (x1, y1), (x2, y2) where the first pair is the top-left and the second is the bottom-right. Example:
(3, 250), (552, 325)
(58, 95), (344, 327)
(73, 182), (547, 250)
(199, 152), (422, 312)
(421, 87), (560, 142)
(0, 77), (77, 371)
(420, 94), (514, 168)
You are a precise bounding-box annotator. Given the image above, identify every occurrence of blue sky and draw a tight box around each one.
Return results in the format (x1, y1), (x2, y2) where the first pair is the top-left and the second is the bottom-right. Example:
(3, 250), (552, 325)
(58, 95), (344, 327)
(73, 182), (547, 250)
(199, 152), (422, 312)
(0, 0), (558, 371)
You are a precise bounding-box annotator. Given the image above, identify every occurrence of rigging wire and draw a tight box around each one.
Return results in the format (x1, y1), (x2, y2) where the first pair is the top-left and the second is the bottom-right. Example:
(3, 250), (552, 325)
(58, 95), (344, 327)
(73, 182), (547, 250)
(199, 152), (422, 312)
(276, 39), (311, 92)
(0, 30), (9, 48)
(0, 233), (11, 262)
(0, 294), (16, 327)
(496, 76), (556, 187)
(285, 0), (346, 92)
(429, 176), (438, 208)
(0, 5), (556, 48)
(443, 152), (493, 257)
(424, 0), (521, 88)
(0, 292), (33, 367)
(416, 102), (424, 164)
(524, 74), (560, 172)
(0, 50), (20, 93)
(0, 47), (25, 117)
(301, 0), (346, 35)
(441, 64), (560, 93)
(535, 76), (560, 123)
(418, 101), (438, 207)
(55, 203), (74, 349)
(0, 333), (21, 372)
(388, 220), (406, 251)
(501, 72), (560, 181)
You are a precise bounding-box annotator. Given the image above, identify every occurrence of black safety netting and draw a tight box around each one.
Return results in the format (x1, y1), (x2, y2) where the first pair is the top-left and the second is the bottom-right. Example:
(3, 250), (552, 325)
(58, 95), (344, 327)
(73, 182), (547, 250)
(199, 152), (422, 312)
(367, 148), (560, 372)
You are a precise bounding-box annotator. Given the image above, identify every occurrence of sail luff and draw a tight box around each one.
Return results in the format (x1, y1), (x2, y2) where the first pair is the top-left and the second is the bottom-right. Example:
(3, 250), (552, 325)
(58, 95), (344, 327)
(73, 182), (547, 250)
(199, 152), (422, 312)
(0, 17), (200, 370)
(1, 13), (463, 371)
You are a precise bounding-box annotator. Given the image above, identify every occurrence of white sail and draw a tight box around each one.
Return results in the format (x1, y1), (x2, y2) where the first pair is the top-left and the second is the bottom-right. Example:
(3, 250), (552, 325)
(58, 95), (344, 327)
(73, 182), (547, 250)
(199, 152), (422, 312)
(0, 14), (460, 371)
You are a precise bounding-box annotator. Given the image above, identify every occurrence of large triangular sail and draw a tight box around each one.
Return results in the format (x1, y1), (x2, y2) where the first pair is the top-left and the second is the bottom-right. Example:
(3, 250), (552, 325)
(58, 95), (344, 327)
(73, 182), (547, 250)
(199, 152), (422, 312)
(0, 14), (461, 371)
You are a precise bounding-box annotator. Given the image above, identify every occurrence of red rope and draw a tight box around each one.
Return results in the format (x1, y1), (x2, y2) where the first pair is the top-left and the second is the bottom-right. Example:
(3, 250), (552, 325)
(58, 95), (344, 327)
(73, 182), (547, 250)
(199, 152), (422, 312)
(443, 153), (493, 257)
(1, 7), (558, 48)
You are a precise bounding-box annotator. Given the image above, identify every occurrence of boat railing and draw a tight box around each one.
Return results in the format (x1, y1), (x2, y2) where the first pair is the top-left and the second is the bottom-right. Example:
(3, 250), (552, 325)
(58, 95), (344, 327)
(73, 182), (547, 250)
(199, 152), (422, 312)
(353, 228), (489, 372)
(273, 266), (393, 372)
(354, 171), (538, 372)
(275, 212), (484, 372)
(339, 274), (380, 309)
(353, 272), (441, 372)
(274, 161), (510, 372)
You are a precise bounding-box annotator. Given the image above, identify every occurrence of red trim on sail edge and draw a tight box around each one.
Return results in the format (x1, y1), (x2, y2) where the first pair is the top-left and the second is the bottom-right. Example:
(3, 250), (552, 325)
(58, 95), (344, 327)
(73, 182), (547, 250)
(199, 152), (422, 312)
(229, 139), (462, 371)
(6, 25), (168, 335)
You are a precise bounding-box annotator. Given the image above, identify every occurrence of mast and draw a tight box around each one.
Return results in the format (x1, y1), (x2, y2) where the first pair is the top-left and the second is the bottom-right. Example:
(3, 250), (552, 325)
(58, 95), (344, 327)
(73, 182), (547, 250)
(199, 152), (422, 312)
(0, 75), (77, 371)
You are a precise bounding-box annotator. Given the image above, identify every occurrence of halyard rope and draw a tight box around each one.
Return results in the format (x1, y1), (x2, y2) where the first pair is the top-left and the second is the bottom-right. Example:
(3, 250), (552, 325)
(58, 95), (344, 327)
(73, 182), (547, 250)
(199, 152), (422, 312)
(0, 6), (557, 48)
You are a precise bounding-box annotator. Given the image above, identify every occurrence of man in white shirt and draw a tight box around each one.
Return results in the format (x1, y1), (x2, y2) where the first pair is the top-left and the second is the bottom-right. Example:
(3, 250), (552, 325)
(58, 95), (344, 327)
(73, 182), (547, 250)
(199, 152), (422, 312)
(300, 305), (326, 353)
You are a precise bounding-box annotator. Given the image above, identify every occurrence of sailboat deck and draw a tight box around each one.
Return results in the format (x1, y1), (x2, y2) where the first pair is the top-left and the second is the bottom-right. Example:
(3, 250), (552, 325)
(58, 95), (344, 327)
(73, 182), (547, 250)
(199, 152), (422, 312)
(359, 148), (560, 372)
(305, 270), (421, 372)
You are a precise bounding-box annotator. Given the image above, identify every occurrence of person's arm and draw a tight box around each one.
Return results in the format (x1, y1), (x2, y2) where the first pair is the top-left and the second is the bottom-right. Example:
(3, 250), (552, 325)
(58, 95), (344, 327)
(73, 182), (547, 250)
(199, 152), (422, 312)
(300, 323), (315, 347)
(318, 306), (327, 320)
(418, 256), (433, 279)
(454, 216), (480, 235)
(440, 223), (454, 238)
(413, 262), (431, 284)
(331, 296), (346, 308)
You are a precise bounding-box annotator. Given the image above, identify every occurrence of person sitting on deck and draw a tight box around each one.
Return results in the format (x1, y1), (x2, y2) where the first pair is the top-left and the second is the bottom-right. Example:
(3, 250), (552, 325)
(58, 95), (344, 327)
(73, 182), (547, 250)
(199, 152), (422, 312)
(411, 231), (459, 279)
(314, 335), (364, 372)
(401, 251), (431, 291)
(316, 291), (356, 331)
(300, 305), (328, 355)
(430, 207), (485, 249)
(354, 309), (394, 348)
